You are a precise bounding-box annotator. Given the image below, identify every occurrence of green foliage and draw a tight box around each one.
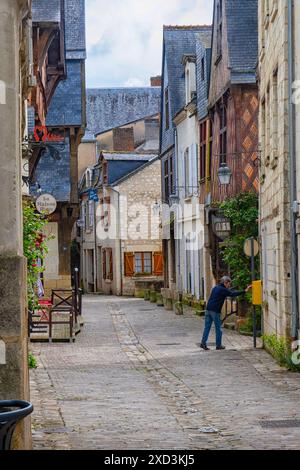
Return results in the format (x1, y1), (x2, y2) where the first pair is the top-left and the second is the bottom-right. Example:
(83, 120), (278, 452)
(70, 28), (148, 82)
(28, 352), (37, 369)
(262, 334), (300, 372)
(239, 308), (262, 334)
(23, 204), (52, 310)
(218, 192), (259, 291)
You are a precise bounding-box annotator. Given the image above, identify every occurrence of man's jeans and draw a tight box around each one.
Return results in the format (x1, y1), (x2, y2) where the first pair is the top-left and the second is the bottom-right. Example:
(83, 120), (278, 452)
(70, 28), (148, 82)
(201, 310), (222, 348)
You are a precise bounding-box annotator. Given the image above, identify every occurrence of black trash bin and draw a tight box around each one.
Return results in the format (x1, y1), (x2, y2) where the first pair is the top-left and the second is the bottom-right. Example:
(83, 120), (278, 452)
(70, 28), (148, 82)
(0, 400), (33, 450)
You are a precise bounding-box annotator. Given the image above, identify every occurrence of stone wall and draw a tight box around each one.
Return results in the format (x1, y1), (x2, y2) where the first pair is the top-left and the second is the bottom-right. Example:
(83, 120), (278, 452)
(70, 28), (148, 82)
(259, 0), (292, 338)
(116, 159), (163, 295)
(0, 0), (32, 449)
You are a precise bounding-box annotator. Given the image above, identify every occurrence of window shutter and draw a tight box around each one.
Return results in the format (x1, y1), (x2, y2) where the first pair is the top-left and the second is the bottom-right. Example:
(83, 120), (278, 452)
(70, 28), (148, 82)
(102, 249), (106, 280)
(153, 252), (163, 276)
(124, 252), (134, 277)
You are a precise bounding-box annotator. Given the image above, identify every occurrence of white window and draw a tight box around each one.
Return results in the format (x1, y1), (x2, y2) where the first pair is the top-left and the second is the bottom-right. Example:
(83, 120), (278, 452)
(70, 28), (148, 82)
(81, 203), (86, 230)
(135, 252), (152, 274)
(186, 69), (190, 104)
(184, 148), (190, 197)
(88, 201), (94, 228)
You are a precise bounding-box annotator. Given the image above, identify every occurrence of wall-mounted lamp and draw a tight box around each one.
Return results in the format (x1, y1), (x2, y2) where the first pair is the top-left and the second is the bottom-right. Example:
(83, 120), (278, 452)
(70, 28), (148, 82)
(217, 163), (232, 186)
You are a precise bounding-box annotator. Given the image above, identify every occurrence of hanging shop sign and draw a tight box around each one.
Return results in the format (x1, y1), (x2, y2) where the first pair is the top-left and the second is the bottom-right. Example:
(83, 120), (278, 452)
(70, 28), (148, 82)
(88, 189), (99, 202)
(36, 193), (57, 215)
(212, 214), (231, 240)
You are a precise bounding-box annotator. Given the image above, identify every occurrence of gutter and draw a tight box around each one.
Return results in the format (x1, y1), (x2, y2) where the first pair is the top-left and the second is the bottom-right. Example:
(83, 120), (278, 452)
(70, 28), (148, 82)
(288, 0), (299, 338)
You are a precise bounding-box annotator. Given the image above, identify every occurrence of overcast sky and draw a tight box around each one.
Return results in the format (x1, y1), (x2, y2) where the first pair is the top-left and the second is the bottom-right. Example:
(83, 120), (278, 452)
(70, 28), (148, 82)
(85, 0), (214, 88)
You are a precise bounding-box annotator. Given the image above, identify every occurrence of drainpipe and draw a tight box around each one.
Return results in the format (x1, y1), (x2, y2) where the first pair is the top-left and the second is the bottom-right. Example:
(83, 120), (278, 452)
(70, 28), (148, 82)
(93, 199), (97, 292)
(288, 0), (299, 338)
(174, 127), (181, 292)
(109, 186), (123, 296)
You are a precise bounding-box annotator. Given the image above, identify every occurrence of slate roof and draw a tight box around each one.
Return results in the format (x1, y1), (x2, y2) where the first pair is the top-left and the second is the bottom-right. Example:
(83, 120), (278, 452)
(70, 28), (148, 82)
(163, 26), (212, 120)
(64, 0), (86, 59)
(32, 0), (61, 23)
(225, 0), (258, 83)
(112, 156), (159, 187)
(46, 60), (84, 126)
(103, 152), (157, 162)
(160, 25), (211, 154)
(30, 139), (71, 201)
(102, 153), (157, 162)
(84, 87), (161, 140)
(196, 31), (212, 120)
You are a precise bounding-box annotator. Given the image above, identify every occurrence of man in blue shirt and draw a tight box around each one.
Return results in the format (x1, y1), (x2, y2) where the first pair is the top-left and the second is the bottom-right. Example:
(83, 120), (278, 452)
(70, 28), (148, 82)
(200, 276), (252, 351)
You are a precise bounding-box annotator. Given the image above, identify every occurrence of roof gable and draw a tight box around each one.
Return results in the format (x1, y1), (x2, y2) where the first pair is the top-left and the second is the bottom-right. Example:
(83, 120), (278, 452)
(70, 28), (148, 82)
(163, 26), (212, 119)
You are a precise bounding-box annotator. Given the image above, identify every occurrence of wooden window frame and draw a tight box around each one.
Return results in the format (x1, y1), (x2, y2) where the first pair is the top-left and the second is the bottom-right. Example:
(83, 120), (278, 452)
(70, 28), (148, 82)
(219, 103), (227, 165)
(102, 248), (113, 281)
(199, 121), (207, 180)
(184, 148), (191, 198)
(208, 119), (213, 179)
(134, 252), (152, 275)
(163, 155), (174, 201)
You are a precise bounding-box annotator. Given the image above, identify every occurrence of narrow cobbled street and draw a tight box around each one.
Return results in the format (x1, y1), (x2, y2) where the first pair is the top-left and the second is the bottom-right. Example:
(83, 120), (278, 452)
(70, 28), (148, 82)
(30, 296), (300, 450)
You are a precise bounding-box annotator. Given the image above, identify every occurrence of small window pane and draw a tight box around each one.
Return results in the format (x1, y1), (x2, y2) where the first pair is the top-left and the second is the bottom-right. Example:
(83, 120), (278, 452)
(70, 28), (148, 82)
(135, 253), (142, 273)
(144, 253), (152, 273)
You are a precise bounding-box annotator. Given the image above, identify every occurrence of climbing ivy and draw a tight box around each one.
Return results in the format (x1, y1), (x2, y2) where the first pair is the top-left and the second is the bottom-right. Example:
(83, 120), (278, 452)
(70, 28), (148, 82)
(218, 191), (259, 291)
(23, 203), (52, 310)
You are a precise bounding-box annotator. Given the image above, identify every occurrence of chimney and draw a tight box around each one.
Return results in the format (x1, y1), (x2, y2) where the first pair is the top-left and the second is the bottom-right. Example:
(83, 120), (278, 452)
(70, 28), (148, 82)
(113, 127), (135, 152)
(150, 76), (162, 87)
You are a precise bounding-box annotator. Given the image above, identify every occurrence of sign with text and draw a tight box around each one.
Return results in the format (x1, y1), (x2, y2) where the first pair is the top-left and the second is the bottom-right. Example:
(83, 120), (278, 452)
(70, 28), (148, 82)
(36, 194), (57, 215)
(89, 189), (99, 202)
(212, 215), (231, 240)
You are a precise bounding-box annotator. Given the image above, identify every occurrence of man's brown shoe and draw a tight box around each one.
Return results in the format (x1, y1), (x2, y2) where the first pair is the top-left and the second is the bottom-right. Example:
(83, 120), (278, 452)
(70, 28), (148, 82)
(200, 343), (210, 351)
(216, 345), (226, 350)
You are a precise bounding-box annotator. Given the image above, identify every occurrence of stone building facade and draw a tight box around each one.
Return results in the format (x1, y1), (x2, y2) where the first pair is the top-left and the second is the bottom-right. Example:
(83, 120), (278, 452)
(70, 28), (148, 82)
(0, 0), (32, 450)
(80, 156), (162, 296)
(259, 0), (300, 340)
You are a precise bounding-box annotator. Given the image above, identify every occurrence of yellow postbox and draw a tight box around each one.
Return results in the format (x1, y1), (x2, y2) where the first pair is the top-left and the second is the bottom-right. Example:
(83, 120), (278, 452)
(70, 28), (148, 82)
(252, 280), (262, 306)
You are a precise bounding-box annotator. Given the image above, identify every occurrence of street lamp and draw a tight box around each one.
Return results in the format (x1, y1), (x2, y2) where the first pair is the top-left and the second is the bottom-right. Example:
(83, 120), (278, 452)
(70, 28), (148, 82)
(218, 163), (232, 185)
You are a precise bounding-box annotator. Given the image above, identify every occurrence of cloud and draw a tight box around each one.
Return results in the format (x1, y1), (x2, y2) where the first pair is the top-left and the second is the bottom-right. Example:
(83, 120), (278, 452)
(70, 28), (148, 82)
(86, 0), (214, 88)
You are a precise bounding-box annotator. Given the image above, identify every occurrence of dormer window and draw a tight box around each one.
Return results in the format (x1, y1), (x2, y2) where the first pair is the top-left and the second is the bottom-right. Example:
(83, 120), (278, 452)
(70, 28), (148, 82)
(186, 69), (190, 104)
(216, 0), (223, 60)
(184, 59), (196, 104)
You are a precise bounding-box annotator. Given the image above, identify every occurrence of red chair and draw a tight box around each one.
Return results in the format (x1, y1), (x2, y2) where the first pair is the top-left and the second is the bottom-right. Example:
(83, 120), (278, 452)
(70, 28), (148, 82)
(37, 299), (53, 321)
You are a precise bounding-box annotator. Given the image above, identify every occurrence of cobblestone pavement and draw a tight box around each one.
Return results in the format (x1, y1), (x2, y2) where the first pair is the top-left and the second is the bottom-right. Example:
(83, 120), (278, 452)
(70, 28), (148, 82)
(30, 296), (300, 450)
